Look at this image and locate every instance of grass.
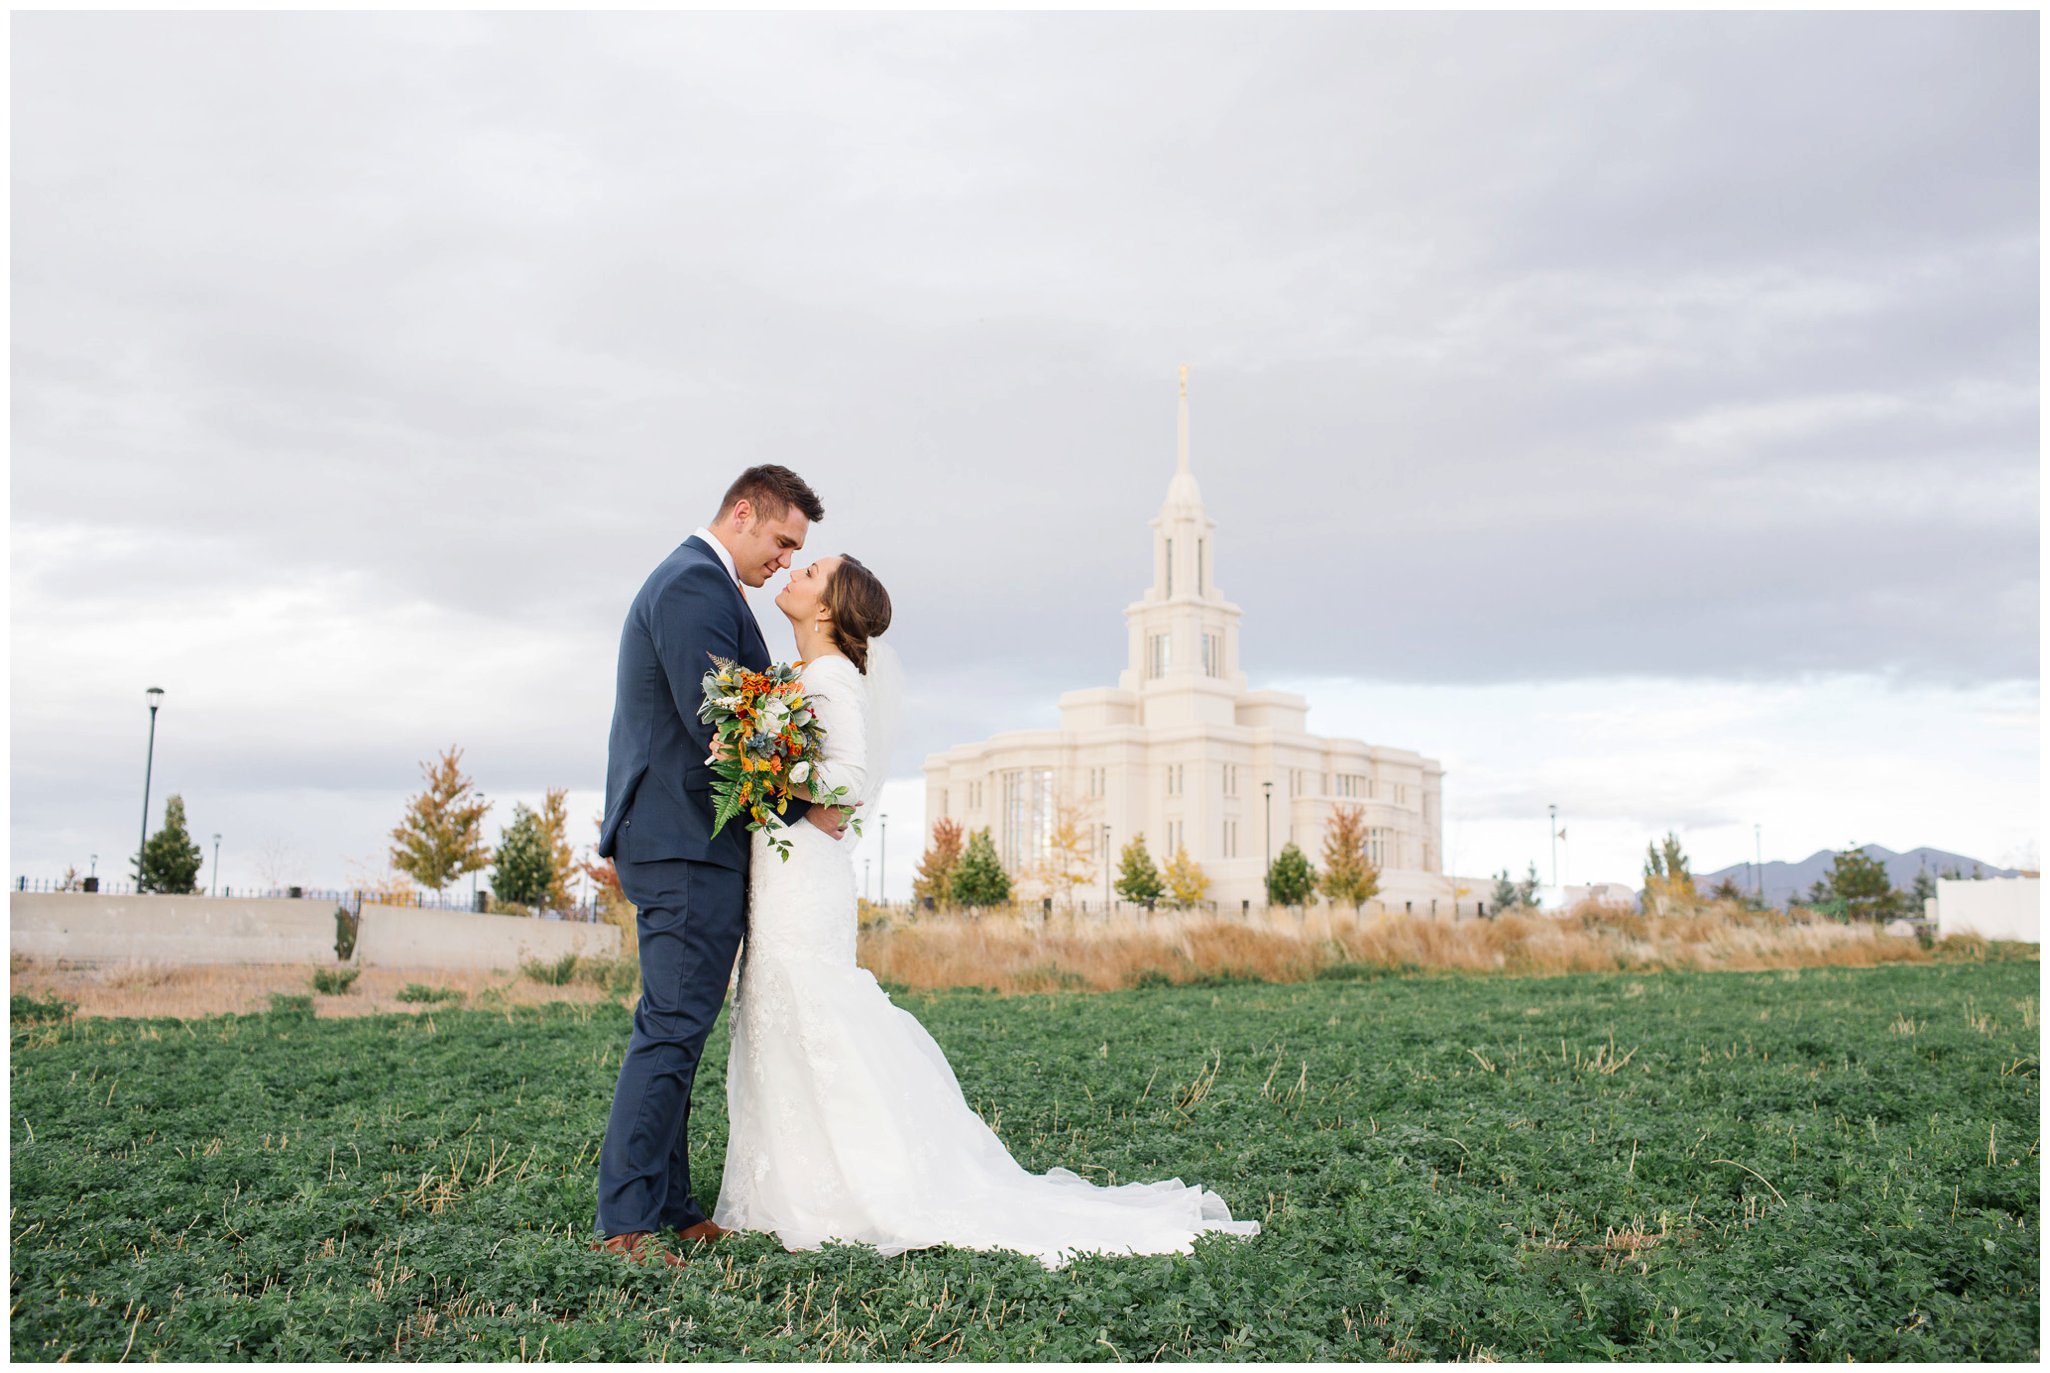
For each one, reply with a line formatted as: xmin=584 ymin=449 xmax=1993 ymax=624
xmin=518 ymin=952 xmax=580 ymax=986
xmin=8 ymin=959 xmax=621 ymax=1020
xmin=11 ymin=903 xmax=2000 ymax=1020
xmin=394 ymin=984 xmax=464 ymax=1007
xmin=8 ymin=960 xmax=2038 ymax=1360
xmin=311 ymin=966 xmax=361 ymax=996
xmin=857 ymin=900 xmax=2003 ymax=995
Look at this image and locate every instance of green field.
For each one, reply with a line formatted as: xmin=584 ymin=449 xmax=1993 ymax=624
xmin=10 ymin=960 xmax=2039 ymax=1361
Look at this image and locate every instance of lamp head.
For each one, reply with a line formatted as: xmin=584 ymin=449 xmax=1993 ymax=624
xmin=146 ymin=686 xmax=165 ymax=710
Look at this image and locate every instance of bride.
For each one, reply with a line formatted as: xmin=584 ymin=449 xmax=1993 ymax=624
xmin=711 ymin=554 xmax=1258 ymax=1270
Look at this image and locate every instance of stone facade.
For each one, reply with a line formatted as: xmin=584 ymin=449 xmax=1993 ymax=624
xmin=923 ymin=371 xmax=1484 ymax=917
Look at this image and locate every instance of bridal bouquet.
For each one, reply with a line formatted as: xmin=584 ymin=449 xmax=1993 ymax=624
xmin=698 ymin=656 xmax=862 ymax=861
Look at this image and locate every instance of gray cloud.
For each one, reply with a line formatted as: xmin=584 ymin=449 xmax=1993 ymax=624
xmin=10 ymin=11 xmax=2037 ymax=882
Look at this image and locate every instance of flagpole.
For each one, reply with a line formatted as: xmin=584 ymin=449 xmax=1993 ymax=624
xmin=1548 ymin=804 xmax=1558 ymax=888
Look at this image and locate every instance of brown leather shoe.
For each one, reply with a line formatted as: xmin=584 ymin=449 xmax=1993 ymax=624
xmin=673 ymin=1219 xmax=730 ymax=1244
xmin=590 ymin=1231 xmax=687 ymax=1268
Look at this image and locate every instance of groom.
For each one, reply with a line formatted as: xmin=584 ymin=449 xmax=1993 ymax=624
xmin=592 ymin=464 xmax=847 ymax=1261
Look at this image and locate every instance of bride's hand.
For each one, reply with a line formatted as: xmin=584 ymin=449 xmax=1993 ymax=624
xmin=806 ymin=802 xmax=859 ymax=841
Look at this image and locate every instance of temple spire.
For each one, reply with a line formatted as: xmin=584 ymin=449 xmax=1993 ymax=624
xmin=1176 ymin=364 xmax=1191 ymax=475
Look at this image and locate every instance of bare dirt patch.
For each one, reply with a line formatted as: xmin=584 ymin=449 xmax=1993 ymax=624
xmin=9 ymin=958 xmax=619 ymax=1019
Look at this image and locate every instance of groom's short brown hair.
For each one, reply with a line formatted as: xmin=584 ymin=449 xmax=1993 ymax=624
xmin=718 ymin=465 xmax=824 ymax=524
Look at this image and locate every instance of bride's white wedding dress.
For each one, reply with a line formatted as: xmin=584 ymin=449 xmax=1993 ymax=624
xmin=713 ymin=652 xmax=1257 ymax=1270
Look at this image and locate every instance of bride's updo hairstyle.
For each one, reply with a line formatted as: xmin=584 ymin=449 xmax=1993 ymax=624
xmin=823 ymin=556 xmax=892 ymax=675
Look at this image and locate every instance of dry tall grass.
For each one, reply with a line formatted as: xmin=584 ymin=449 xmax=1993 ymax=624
xmin=8 ymin=958 xmax=621 ymax=1020
xmin=14 ymin=902 xmax=2025 ymax=1017
xmin=856 ymin=900 xmax=2020 ymax=995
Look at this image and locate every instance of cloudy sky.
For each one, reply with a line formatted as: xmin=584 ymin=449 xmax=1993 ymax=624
xmin=11 ymin=11 xmax=2038 ymax=899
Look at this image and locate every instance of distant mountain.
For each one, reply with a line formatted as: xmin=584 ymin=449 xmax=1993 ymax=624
xmin=1693 ymin=845 xmax=2020 ymax=910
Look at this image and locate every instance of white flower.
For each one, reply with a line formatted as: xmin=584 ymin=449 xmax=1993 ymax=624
xmin=788 ymin=761 xmax=811 ymax=784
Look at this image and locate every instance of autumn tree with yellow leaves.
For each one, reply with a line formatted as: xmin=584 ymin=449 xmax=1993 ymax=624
xmin=1319 ymin=804 xmax=1381 ymax=913
xmin=390 ymin=746 xmax=492 ymax=893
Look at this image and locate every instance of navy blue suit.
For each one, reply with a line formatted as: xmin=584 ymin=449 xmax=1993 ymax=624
xmin=595 ymin=534 xmax=808 ymax=1237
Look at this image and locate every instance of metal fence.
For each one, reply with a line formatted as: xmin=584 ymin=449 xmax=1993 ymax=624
xmin=877 ymin=895 xmax=1493 ymax=920
xmin=12 ymin=877 xmax=602 ymax=923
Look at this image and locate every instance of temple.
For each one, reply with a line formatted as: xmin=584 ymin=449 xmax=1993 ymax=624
xmin=922 ymin=370 xmax=1478 ymax=915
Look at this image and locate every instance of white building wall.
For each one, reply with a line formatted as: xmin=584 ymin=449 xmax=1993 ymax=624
xmin=1931 ymin=876 xmax=2040 ymax=943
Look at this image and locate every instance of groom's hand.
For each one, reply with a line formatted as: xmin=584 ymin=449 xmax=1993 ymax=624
xmin=805 ymin=803 xmax=859 ymax=841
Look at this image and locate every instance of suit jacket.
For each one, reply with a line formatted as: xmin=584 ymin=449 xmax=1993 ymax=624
xmin=599 ymin=535 xmax=809 ymax=868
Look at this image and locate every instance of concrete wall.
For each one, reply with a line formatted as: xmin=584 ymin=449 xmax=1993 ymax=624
xmin=1932 ymin=876 xmax=2040 ymax=943
xmin=353 ymin=902 xmax=618 ymax=971
xmin=9 ymin=893 xmax=619 ymax=969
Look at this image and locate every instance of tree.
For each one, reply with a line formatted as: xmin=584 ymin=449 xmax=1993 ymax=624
xmin=1909 ymin=865 xmax=1938 ymax=913
xmin=950 ymin=827 xmax=1012 ymax=908
xmin=136 ymin=794 xmax=204 ymax=894
xmin=344 ymin=853 xmax=420 ymax=907
xmin=579 ymin=817 xmax=631 ymax=920
xmin=1489 ymin=863 xmax=1542 ymax=914
xmin=912 ymin=817 xmax=964 ymax=907
xmin=1162 ymin=846 xmax=1211 ymax=909
xmin=1319 ymin=804 xmax=1380 ymax=913
xmin=390 ymin=746 xmax=492 ymax=893
xmin=1033 ymin=791 xmax=1100 ymax=909
xmin=1266 ymin=841 xmax=1318 ymax=909
xmin=1825 ymin=846 xmax=1901 ymax=923
xmin=1708 ymin=875 xmax=1746 ymax=904
xmin=538 ymin=787 xmax=577 ymax=910
xmin=491 ymin=804 xmax=553 ymax=911
xmin=1641 ymin=831 xmax=1697 ymax=915
xmin=576 ymin=816 xmax=636 ymax=976
xmin=1114 ymin=834 xmax=1165 ymax=909
xmin=253 ymin=837 xmax=303 ymax=892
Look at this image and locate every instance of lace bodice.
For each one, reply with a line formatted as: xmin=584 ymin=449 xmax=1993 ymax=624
xmin=791 ymin=654 xmax=869 ymax=818
xmin=743 ymin=654 xmax=867 ymax=967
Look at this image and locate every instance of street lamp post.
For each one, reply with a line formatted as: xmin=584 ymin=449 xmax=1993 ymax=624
xmin=864 ymin=857 xmax=872 ymax=904
xmin=137 ymin=687 xmax=164 ymax=889
xmin=1102 ymin=823 xmax=1112 ymax=911
xmin=1263 ymin=781 xmax=1274 ymax=905
xmin=211 ymin=834 xmax=222 ymax=897
xmin=1548 ymin=803 xmax=1558 ymax=889
xmin=1754 ymin=823 xmax=1764 ymax=903
xmin=879 ymin=813 xmax=889 ymax=909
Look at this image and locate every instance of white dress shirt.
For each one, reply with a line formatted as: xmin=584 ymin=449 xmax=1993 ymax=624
xmin=693 ymin=526 xmax=742 ymax=589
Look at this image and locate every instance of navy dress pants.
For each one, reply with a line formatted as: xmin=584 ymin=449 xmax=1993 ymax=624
xmin=594 ymin=844 xmax=747 ymax=1238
